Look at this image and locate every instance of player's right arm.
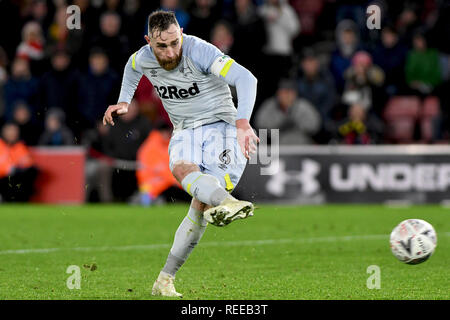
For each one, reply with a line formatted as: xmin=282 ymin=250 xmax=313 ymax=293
xmin=186 ymin=37 xmax=260 ymax=159
xmin=103 ymin=51 xmax=144 ymax=126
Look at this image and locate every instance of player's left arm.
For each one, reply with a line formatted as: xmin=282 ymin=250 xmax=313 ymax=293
xmin=210 ymin=56 xmax=260 ymax=159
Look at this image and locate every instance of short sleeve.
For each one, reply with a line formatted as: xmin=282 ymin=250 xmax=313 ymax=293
xmin=130 ymin=49 xmax=144 ymax=73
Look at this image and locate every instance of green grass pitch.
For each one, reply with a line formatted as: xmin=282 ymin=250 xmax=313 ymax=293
xmin=0 ymin=204 xmax=448 ymax=300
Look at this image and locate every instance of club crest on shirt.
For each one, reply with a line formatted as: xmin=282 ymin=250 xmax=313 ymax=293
xmin=179 ymin=62 xmax=193 ymax=77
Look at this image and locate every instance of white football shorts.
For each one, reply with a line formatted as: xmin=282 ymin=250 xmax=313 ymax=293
xmin=168 ymin=121 xmax=247 ymax=192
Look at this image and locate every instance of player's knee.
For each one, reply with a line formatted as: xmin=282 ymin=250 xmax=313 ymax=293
xmin=172 ymin=161 xmax=200 ymax=182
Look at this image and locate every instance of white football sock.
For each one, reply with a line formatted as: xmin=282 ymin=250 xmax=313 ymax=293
xmin=162 ymin=204 xmax=208 ymax=276
xmin=181 ymin=171 xmax=233 ymax=206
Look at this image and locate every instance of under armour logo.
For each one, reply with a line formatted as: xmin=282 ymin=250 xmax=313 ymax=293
xmin=266 ymin=159 xmax=320 ymax=196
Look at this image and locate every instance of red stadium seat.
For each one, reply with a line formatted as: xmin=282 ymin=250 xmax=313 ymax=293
xmin=383 ymin=96 xmax=421 ymax=143
xmin=290 ymin=0 xmax=324 ymax=35
xmin=421 ymin=119 xmax=434 ymax=142
xmin=385 ymin=119 xmax=416 ymax=143
xmin=383 ymin=96 xmax=421 ymax=120
xmin=421 ymin=96 xmax=440 ymax=118
xmin=420 ymin=96 xmax=441 ymax=143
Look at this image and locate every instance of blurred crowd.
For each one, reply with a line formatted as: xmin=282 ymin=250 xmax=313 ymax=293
xmin=0 ymin=0 xmax=450 ymax=202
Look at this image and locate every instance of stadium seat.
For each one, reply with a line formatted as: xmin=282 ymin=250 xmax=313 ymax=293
xmin=421 ymin=96 xmax=440 ymax=118
xmin=385 ymin=119 xmax=416 ymax=143
xmin=420 ymin=96 xmax=441 ymax=143
xmin=383 ymin=96 xmax=421 ymax=143
xmin=383 ymin=96 xmax=421 ymax=119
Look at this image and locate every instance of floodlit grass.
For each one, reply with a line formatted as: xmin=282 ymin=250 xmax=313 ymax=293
xmin=0 ymin=204 xmax=448 ymax=300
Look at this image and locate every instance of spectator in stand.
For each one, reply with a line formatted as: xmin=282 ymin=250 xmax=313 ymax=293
xmin=330 ymin=19 xmax=363 ymax=93
xmin=38 ymin=108 xmax=74 ymax=146
xmin=101 ymin=0 xmax=122 ymax=13
xmin=81 ymin=120 xmax=110 ymax=159
xmin=16 ymin=21 xmax=46 ymax=76
xmin=427 ymin=1 xmax=450 ymax=55
xmin=335 ymin=0 xmax=367 ymax=40
xmin=333 ymin=102 xmax=384 ymax=145
xmin=187 ymin=0 xmax=221 ymax=41
xmin=77 ymin=48 xmax=120 ymax=130
xmin=12 ymin=101 xmax=41 ymax=146
xmin=255 ymin=79 xmax=321 ymax=145
xmin=0 ymin=46 xmax=7 ymax=84
xmin=89 ymin=11 xmax=130 ymax=73
xmin=37 ymin=48 xmax=81 ymax=135
xmin=46 ymin=5 xmax=85 ymax=58
xmin=136 ymin=121 xmax=189 ymax=206
xmin=16 ymin=21 xmax=45 ymax=60
xmin=160 ymin=0 xmax=190 ymax=29
xmin=372 ymin=25 xmax=408 ymax=96
xmin=123 ymin=0 xmax=157 ymax=51
xmin=224 ymin=0 xmax=267 ymax=80
xmin=0 ymin=122 xmax=38 ymax=202
xmin=0 ymin=46 xmax=8 ymax=120
xmin=396 ymin=5 xmax=422 ymax=47
xmin=102 ymin=99 xmax=151 ymax=161
xmin=72 ymin=0 xmax=102 ymax=60
xmin=3 ymin=57 xmax=39 ymax=122
xmin=134 ymin=77 xmax=170 ymax=125
xmin=81 ymin=120 xmax=114 ymax=202
xmin=288 ymin=0 xmax=326 ymax=46
xmin=342 ymin=51 xmax=385 ymax=117
xmin=209 ymin=20 xmax=241 ymax=108
xmin=210 ymin=20 xmax=235 ymax=54
xmin=405 ymin=30 xmax=442 ymax=96
xmin=21 ymin=0 xmax=52 ymax=32
xmin=258 ymin=0 xmax=300 ymax=101
xmin=101 ymin=99 xmax=152 ymax=201
xmin=297 ymin=48 xmax=336 ymax=142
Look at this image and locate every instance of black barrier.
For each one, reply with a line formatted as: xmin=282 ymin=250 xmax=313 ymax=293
xmin=234 ymin=145 xmax=450 ymax=204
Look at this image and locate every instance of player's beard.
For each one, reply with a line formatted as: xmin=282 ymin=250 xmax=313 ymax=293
xmin=156 ymin=48 xmax=183 ymax=71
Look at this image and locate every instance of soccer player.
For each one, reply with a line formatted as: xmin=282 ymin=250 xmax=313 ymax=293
xmin=103 ymin=10 xmax=259 ymax=297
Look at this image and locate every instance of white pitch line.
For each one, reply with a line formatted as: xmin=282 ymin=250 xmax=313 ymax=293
xmin=1 ymin=233 xmax=448 ymax=255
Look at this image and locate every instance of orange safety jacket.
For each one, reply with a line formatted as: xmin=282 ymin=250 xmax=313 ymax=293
xmin=136 ymin=130 xmax=181 ymax=198
xmin=0 ymin=139 xmax=34 ymax=179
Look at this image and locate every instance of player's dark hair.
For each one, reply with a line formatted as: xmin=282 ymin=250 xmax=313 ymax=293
xmin=148 ymin=10 xmax=179 ymax=38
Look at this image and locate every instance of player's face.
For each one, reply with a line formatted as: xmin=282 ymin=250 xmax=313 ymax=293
xmin=146 ymin=24 xmax=183 ymax=71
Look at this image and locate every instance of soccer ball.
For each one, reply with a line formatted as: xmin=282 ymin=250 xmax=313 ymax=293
xmin=390 ymin=219 xmax=437 ymax=264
